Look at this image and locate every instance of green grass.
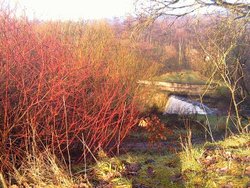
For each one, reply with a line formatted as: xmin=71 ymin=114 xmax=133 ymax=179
xmin=157 ymin=114 xmax=233 ymax=140
xmin=153 ymin=71 xmax=208 ymax=85
xmin=152 ymin=70 xmax=230 ymax=98
xmin=86 ymin=134 xmax=250 ymax=188
xmin=218 ymin=134 xmax=250 ymax=148
xmin=117 ymin=152 xmax=184 ymax=188
xmin=93 ymin=158 xmax=132 ymax=187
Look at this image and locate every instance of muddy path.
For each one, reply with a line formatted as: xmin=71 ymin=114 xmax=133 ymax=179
xmin=119 ymin=132 xmax=225 ymax=153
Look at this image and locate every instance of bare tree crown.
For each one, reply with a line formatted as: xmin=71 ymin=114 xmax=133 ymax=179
xmin=136 ymin=0 xmax=250 ymax=19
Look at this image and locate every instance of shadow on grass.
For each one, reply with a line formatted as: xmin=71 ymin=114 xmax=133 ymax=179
xmin=117 ymin=149 xmax=185 ymax=188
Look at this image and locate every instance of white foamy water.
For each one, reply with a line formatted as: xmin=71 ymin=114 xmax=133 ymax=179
xmin=163 ymin=95 xmax=214 ymax=115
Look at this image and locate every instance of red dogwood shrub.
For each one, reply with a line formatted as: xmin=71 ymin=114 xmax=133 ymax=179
xmin=0 ymin=10 xmax=139 ymax=171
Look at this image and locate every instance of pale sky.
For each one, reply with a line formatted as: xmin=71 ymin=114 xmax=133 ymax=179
xmin=11 ymin=0 xmax=135 ymax=20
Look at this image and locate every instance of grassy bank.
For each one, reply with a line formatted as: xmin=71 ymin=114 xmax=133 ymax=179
xmin=2 ymin=129 xmax=249 ymax=187
xmin=89 ymin=134 xmax=250 ymax=188
xmin=153 ymin=71 xmax=208 ymax=85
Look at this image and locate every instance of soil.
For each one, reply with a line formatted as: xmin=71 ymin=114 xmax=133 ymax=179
xmin=120 ymin=131 xmax=225 ymax=153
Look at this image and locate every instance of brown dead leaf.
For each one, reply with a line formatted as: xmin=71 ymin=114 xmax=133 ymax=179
xmin=147 ymin=166 xmax=155 ymax=177
xmin=245 ymin=166 xmax=250 ymax=176
xmin=216 ymin=167 xmax=229 ymax=174
xmin=221 ymin=182 xmax=233 ymax=188
xmin=170 ymin=173 xmax=183 ymax=183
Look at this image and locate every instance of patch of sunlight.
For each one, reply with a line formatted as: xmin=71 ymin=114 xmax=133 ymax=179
xmin=180 ymin=134 xmax=250 ymax=187
xmin=218 ymin=134 xmax=250 ymax=148
xmin=180 ymin=147 xmax=203 ymax=172
xmin=93 ymin=157 xmax=132 ymax=187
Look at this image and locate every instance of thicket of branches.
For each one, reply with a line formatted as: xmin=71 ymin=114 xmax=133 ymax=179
xmin=0 ymin=8 xmax=161 ymax=173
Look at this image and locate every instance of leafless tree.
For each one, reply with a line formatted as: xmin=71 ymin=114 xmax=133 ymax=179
xmin=135 ymin=0 xmax=250 ymax=20
xmin=195 ymin=16 xmax=249 ymax=134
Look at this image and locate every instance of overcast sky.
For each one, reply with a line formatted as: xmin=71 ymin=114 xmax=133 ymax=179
xmin=11 ymin=0 xmax=135 ymax=20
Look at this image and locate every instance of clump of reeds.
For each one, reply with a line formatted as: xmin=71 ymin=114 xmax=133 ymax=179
xmin=10 ymin=149 xmax=76 ymax=188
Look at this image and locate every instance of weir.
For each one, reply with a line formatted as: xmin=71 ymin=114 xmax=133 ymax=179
xmin=163 ymin=95 xmax=215 ymax=115
xmin=138 ymin=80 xmax=215 ymax=96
